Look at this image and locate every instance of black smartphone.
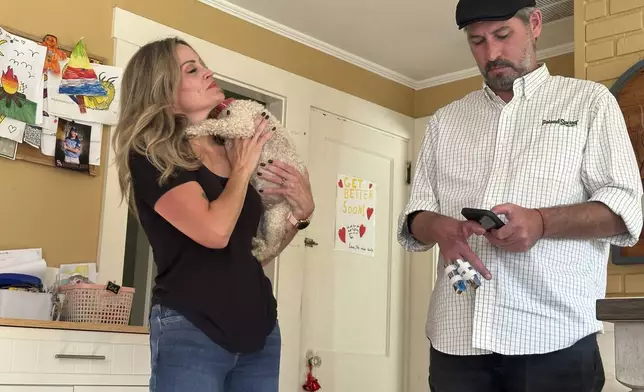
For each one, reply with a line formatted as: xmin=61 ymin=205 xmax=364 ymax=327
xmin=461 ymin=207 xmax=505 ymax=231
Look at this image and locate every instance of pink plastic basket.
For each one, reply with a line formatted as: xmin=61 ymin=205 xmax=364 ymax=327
xmin=58 ymin=283 xmax=135 ymax=325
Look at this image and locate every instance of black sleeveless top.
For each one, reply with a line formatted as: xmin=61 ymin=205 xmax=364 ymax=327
xmin=129 ymin=153 xmax=277 ymax=353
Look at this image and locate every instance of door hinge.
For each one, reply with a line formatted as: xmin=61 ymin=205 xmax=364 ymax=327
xmin=304 ymin=238 xmax=318 ymax=247
xmin=405 ymin=161 xmax=411 ymax=185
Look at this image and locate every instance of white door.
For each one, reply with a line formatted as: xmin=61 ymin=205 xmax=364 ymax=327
xmin=300 ymin=108 xmax=409 ymax=391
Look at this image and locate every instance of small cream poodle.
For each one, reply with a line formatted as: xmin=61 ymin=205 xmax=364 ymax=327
xmin=185 ymin=99 xmax=306 ymax=261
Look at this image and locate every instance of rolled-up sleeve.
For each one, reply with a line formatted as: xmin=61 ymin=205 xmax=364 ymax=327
xmin=582 ymin=89 xmax=644 ymax=247
xmin=397 ymin=116 xmax=441 ymax=252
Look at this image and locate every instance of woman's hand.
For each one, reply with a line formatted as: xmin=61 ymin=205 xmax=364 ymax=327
xmin=259 ymin=160 xmax=315 ymax=220
xmin=225 ymin=113 xmax=273 ymax=177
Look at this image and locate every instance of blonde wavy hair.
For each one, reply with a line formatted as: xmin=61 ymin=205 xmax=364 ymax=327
xmin=112 ymin=37 xmax=202 ymax=212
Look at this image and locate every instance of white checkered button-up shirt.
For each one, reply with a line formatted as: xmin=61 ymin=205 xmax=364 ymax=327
xmin=398 ymin=64 xmax=644 ymax=356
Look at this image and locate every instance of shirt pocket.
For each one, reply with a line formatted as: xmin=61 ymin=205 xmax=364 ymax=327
xmin=509 ymin=124 xmax=588 ymax=205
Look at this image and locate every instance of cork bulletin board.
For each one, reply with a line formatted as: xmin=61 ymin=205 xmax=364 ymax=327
xmin=1 ymin=25 xmax=108 ymax=177
xmin=0 ymin=17 xmax=112 ymax=268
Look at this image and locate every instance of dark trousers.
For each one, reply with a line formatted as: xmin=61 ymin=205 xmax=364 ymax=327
xmin=428 ymin=333 xmax=605 ymax=392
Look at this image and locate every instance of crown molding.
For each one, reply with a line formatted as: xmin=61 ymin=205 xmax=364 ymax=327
xmin=199 ymin=0 xmax=574 ymax=91
xmin=198 ymin=0 xmax=419 ymax=89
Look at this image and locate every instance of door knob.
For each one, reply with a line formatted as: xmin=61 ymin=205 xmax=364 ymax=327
xmin=306 ymin=350 xmax=322 ymax=368
xmin=308 ymin=355 xmax=322 ymax=368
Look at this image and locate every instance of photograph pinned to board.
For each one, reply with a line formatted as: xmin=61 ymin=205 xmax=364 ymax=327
xmin=0 ymin=136 xmax=17 ymax=160
xmin=43 ymin=115 xmax=102 ymax=166
xmin=0 ymin=114 xmax=25 ymax=143
xmin=334 ymin=174 xmax=376 ymax=257
xmin=0 ymin=27 xmax=47 ymax=125
xmin=54 ymin=117 xmax=91 ymax=172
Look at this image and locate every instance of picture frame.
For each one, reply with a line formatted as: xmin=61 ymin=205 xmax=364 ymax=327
xmin=609 ymin=59 xmax=644 ymax=265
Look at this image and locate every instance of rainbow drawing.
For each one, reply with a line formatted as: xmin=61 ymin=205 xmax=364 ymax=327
xmin=58 ymin=39 xmax=106 ymax=97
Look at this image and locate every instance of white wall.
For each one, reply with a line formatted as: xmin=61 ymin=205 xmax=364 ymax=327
xmin=103 ymin=7 xmax=416 ymax=392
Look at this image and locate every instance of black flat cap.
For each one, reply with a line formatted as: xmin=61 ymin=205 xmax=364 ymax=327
xmin=456 ymin=0 xmax=537 ymax=29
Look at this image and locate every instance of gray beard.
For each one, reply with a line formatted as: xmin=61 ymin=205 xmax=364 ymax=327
xmin=483 ymin=41 xmax=536 ymax=92
xmin=485 ymin=67 xmax=527 ymax=92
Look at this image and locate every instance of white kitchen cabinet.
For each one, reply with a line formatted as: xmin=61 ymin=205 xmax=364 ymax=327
xmin=0 ymin=324 xmax=150 ymax=390
xmin=0 ymin=388 xmax=73 ymax=391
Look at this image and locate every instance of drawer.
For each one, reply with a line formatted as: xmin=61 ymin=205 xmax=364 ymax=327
xmin=75 ymin=388 xmax=148 ymax=392
xmin=0 ymin=326 xmax=150 ymax=386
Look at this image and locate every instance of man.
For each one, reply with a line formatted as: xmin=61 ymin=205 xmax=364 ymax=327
xmin=397 ymin=0 xmax=644 ymax=391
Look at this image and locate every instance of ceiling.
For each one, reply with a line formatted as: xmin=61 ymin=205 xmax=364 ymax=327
xmin=199 ymin=0 xmax=574 ymax=89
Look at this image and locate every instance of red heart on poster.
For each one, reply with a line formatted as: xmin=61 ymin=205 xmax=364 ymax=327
xmin=366 ymin=207 xmax=374 ymax=220
xmin=359 ymin=224 xmax=366 ymax=237
xmin=338 ymin=227 xmax=346 ymax=243
xmin=338 ymin=179 xmax=343 ymax=188
xmin=369 ymin=183 xmax=372 ymax=189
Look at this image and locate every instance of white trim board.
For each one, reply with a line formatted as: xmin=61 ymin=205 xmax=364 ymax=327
xmin=199 ymin=0 xmax=574 ymax=90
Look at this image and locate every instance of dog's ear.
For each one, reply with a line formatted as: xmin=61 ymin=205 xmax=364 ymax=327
xmin=207 ymin=108 xmax=218 ymax=119
xmin=208 ymin=107 xmax=232 ymax=120
xmin=211 ymin=98 xmax=236 ymax=119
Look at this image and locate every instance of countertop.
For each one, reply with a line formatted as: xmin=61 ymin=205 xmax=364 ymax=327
xmin=0 ymin=317 xmax=149 ymax=334
xmin=596 ymin=297 xmax=644 ymax=322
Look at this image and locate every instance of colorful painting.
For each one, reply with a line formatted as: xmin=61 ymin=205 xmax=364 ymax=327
xmin=39 ymin=34 xmax=67 ymax=75
xmin=47 ymin=62 xmax=122 ymax=125
xmin=0 ymin=28 xmax=46 ymax=125
xmin=58 ymin=39 xmax=105 ymax=98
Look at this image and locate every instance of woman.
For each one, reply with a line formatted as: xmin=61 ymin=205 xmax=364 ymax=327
xmin=112 ymin=37 xmax=315 ymax=392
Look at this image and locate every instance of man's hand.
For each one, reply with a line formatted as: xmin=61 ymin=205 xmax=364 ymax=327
xmin=436 ymin=217 xmax=492 ymax=280
xmin=410 ymin=212 xmax=492 ymax=279
xmin=485 ymin=203 xmax=544 ymax=252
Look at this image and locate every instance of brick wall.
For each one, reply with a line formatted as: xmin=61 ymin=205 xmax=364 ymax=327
xmin=578 ymin=0 xmax=644 ymax=297
xmin=583 ymin=0 xmax=644 ymax=86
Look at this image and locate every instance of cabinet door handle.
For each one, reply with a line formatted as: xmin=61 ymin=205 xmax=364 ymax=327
xmin=55 ymin=354 xmax=106 ymax=360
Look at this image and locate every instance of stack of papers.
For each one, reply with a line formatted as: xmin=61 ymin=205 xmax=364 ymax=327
xmin=0 ymin=248 xmax=47 ymax=282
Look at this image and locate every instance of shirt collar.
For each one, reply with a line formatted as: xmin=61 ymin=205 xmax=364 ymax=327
xmin=482 ymin=63 xmax=550 ymax=102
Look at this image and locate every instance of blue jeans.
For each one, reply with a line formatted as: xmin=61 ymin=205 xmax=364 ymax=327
xmin=149 ymin=304 xmax=281 ymax=392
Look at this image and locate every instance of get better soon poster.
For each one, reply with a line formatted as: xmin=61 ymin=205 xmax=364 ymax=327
xmin=334 ymin=174 xmax=376 ymax=257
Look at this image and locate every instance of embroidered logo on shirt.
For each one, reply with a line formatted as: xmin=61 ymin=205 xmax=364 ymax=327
xmin=542 ymin=118 xmax=578 ymax=127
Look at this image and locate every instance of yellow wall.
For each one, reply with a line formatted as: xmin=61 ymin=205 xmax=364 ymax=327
xmin=576 ymin=0 xmax=644 ymax=296
xmin=0 ymin=0 xmax=416 ymax=267
xmin=0 ymin=0 xmax=575 ymax=269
